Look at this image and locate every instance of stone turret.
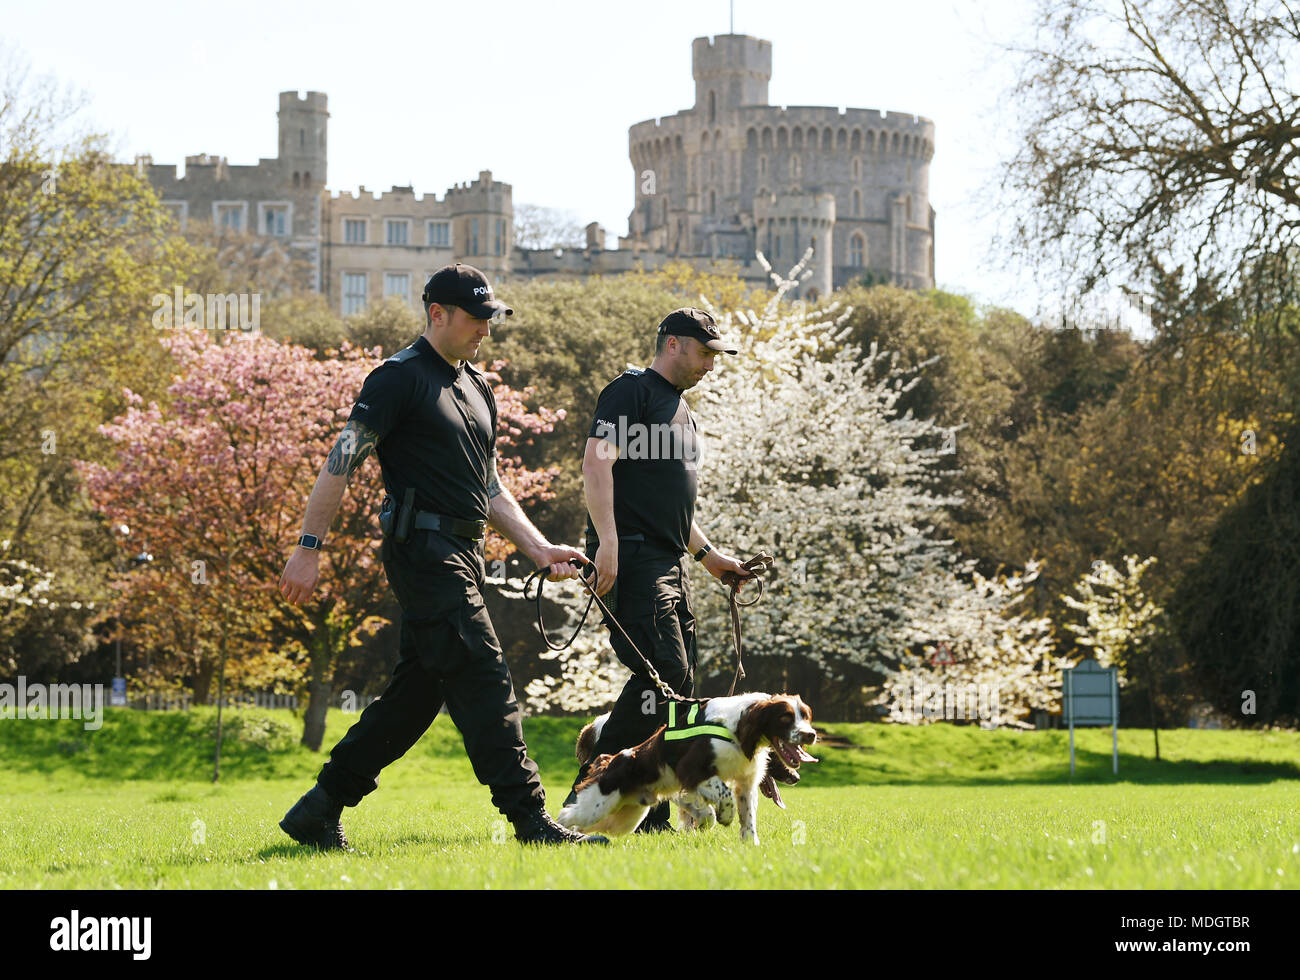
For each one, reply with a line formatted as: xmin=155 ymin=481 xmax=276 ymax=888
xmin=278 ymin=91 xmax=328 ymax=189
xmin=693 ymin=34 xmax=772 ymax=121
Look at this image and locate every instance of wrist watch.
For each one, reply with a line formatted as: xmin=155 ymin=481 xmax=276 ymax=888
xmin=297 ymin=533 xmax=322 ymax=551
xmin=693 ymin=544 xmax=712 ymax=562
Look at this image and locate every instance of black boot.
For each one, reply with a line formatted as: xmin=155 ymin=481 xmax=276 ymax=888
xmin=635 ymin=800 xmax=674 ymax=834
xmin=512 ymin=808 xmax=608 ymax=845
xmin=280 ymin=783 xmax=351 ymax=851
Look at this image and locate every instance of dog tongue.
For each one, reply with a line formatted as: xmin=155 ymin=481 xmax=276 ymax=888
xmin=795 ymin=745 xmax=819 ymax=763
xmin=759 ymin=774 xmax=786 ymax=809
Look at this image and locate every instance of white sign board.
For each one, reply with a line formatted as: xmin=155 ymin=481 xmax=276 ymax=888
xmin=1063 ymin=659 xmax=1118 ymax=775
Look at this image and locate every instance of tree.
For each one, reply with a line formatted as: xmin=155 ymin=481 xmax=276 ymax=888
xmin=1170 ymin=419 xmax=1300 ymax=726
xmin=1000 ymin=0 xmax=1300 ymax=332
xmin=512 ymin=203 xmax=587 ymax=250
xmin=686 ymin=253 xmax=1064 ymax=723
xmin=0 ymin=48 xmax=196 ymax=672
xmin=76 ymin=330 xmax=389 ymax=749
xmin=77 ymin=330 xmax=568 ymax=748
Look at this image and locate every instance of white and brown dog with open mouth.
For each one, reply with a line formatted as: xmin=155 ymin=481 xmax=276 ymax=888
xmin=557 ymin=693 xmax=818 ymax=845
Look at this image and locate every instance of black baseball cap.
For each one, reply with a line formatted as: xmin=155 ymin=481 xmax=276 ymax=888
xmin=422 ymin=263 xmax=513 ymax=320
xmin=657 ymin=307 xmax=738 ymax=355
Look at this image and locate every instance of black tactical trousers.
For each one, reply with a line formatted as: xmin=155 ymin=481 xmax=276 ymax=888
xmin=567 ymin=537 xmax=698 ymax=802
xmin=318 ymin=528 xmax=545 ymax=822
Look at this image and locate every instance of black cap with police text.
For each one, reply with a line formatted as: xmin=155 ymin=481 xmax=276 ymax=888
xmin=656 ymin=307 xmax=738 ymax=355
xmin=422 ymin=263 xmax=513 ymax=320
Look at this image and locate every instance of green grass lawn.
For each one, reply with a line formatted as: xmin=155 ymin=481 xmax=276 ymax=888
xmin=1 ymin=708 xmax=1297 ymax=889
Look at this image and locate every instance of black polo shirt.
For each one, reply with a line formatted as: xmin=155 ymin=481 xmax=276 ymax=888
xmin=347 ymin=335 xmax=497 ymax=523
xmin=585 ymin=366 xmax=700 ymax=554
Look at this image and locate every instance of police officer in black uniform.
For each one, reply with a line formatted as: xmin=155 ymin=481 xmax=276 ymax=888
xmin=565 ymin=308 xmax=757 ymax=831
xmin=278 ymin=263 xmax=605 ymax=847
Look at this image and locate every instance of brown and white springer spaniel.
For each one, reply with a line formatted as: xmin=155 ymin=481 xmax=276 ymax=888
xmin=558 ymin=693 xmax=818 ymax=845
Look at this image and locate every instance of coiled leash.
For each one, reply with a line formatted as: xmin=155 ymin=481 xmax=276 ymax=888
xmin=720 ymin=551 xmax=775 ymax=696
xmin=524 ymin=551 xmax=774 ymax=705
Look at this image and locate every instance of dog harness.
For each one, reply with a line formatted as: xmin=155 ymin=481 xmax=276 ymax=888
xmin=663 ymin=700 xmax=735 ymax=744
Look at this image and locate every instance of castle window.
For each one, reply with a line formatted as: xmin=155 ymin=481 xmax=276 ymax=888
xmin=343 ymin=273 xmax=367 ymax=315
xmin=709 ymin=190 xmax=716 ymax=214
xmin=762 ymin=127 xmax=772 ymax=150
xmin=747 ymin=128 xmax=757 ymax=150
xmin=709 ymin=90 xmax=716 ymax=124
xmin=384 ymin=272 xmax=410 ymax=302
xmin=213 ymin=202 xmax=246 ymax=232
xmin=385 ymin=219 xmax=410 ymax=246
xmin=427 ymin=220 xmax=450 ymax=247
xmin=471 ymin=218 xmax=479 ymax=254
xmin=853 ymin=189 xmax=861 ymax=216
xmin=495 ymin=218 xmax=505 ymax=255
xmin=790 ymin=155 xmax=801 ymax=180
xmin=851 ymin=130 xmax=861 ymax=152
xmin=837 ymin=129 xmax=847 ymax=150
xmin=759 ymin=155 xmax=766 ymax=176
xmin=906 ymin=196 xmax=913 ymax=221
xmin=792 ymin=128 xmax=803 ymax=150
xmin=777 ymin=127 xmax=788 ymax=149
xmin=260 ymin=203 xmax=290 ymax=237
xmin=849 ymin=233 xmax=865 ymax=267
xmin=344 ymin=218 xmax=367 ymax=244
xmin=853 ymin=157 xmax=861 ymax=179
xmin=822 ymin=127 xmax=832 ymax=151
xmin=299 ymin=128 xmax=304 ymax=149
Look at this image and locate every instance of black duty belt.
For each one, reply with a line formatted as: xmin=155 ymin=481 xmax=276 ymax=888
xmin=382 ymin=491 xmax=485 ymax=542
xmin=412 ymin=511 xmax=485 ymax=541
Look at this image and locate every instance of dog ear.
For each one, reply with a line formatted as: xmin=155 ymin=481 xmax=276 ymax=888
xmin=576 ymin=722 xmax=598 ymax=764
xmin=737 ymin=697 xmax=790 ymax=758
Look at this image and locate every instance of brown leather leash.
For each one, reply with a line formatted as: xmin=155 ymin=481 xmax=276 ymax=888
xmin=720 ymin=552 xmax=775 ymax=696
xmin=525 ymin=551 xmax=775 ymax=705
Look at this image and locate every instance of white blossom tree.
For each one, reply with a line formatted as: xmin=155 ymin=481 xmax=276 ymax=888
xmin=1060 ymin=554 xmax=1162 ymax=686
xmin=520 ymin=252 xmax=1064 ymax=724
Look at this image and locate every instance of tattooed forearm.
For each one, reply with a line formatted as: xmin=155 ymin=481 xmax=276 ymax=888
xmin=326 ymin=421 xmax=380 ymax=478
xmin=486 ymin=454 xmax=503 ymax=499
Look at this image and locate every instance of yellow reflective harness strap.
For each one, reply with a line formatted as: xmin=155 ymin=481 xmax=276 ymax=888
xmin=663 ymin=700 xmax=735 ymax=742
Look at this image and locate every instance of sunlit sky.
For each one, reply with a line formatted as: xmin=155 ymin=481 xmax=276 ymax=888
xmin=2 ymin=0 xmax=1086 ymax=318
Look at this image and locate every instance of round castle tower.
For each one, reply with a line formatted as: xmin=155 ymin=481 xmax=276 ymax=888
xmin=624 ymin=34 xmax=935 ymax=294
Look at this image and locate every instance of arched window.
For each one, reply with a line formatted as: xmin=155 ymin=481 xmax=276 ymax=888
xmin=853 ymin=157 xmax=861 ymax=179
xmin=777 ymin=127 xmax=788 ymax=149
xmin=853 ymin=188 xmax=861 ymax=216
xmin=759 ymin=155 xmax=767 ymax=176
xmin=747 ymin=128 xmax=757 ymax=150
xmin=709 ymin=90 xmax=716 ymax=124
xmin=849 ymin=233 xmax=865 ymax=267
